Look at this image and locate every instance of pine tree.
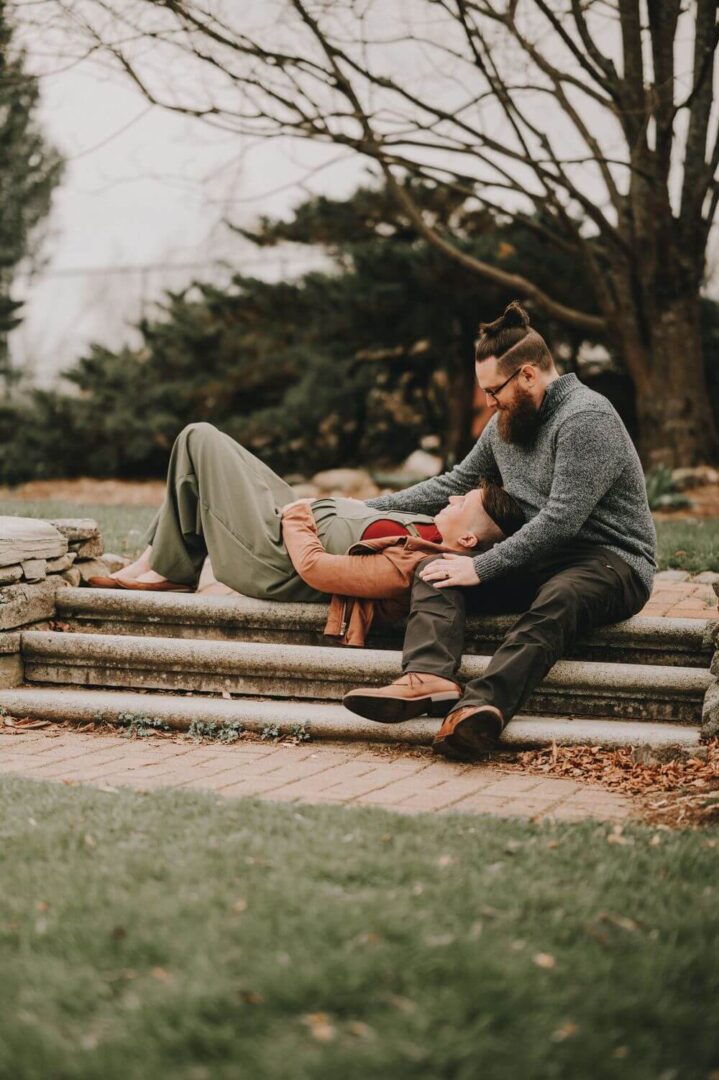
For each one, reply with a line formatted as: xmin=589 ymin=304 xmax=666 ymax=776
xmin=0 ymin=1 xmax=64 ymax=394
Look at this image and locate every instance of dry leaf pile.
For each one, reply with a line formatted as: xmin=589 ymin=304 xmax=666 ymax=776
xmin=507 ymin=740 xmax=719 ymax=828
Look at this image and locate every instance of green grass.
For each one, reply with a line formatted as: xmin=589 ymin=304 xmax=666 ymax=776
xmin=0 ymin=777 xmax=717 ymax=1079
xmin=2 ymin=497 xmax=719 ymax=574
xmin=0 ymin=500 xmax=156 ymax=558
xmin=655 ymin=518 xmax=719 ymax=574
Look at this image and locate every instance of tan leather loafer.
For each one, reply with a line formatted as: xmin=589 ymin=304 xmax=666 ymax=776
xmin=85 ymin=576 xmax=192 ymax=592
xmin=85 ymin=576 xmax=124 ymax=589
xmin=117 ymin=580 xmax=193 ymax=592
xmin=343 ymin=672 xmax=461 ymax=724
xmin=433 ymin=704 xmax=504 ymax=761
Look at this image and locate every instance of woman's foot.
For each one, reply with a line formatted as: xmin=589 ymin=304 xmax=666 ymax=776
xmin=128 ymin=570 xmax=171 ymax=585
xmin=87 ymin=548 xmax=188 ymax=590
xmin=103 ymin=547 xmax=154 ymax=586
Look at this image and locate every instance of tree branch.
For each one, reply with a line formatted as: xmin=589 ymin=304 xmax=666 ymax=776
xmin=681 ymin=0 xmax=719 ymax=220
xmin=379 ymin=165 xmax=606 ymax=333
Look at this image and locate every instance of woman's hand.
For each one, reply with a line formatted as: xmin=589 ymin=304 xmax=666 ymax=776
xmin=419 ymin=553 xmax=481 ymax=588
xmin=280 ymin=498 xmax=315 ymax=517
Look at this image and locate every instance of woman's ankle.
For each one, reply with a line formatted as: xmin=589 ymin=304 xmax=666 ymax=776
xmin=113 ymin=546 xmax=154 ymax=580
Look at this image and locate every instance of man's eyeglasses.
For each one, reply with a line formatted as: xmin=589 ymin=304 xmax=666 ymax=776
xmin=483 ymin=367 xmax=521 ymax=403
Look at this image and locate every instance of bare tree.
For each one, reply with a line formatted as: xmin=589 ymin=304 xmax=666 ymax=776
xmin=39 ymin=0 xmax=719 ymax=465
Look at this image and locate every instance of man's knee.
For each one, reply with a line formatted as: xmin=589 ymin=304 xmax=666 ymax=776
xmin=179 ymin=421 xmax=219 ymax=442
xmin=175 ymin=423 xmax=226 ymax=465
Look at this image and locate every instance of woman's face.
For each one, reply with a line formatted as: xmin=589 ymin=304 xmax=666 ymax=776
xmin=434 ymin=489 xmax=504 ymax=551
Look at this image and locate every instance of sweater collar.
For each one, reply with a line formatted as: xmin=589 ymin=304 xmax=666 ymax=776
xmin=539 ymin=372 xmax=580 ymax=422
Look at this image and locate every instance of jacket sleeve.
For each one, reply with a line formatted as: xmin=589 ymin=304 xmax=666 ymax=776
xmin=472 ymin=411 xmax=627 ymax=583
xmin=281 ymin=503 xmax=410 ymax=599
xmin=365 ymin=423 xmax=500 ymax=515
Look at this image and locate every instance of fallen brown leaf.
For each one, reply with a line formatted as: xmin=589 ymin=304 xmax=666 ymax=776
xmin=355 ymin=931 xmax=381 ymax=947
xmin=238 ymin=990 xmax=264 ymax=1005
xmin=504 ymin=739 xmax=719 ymax=828
xmin=551 ymin=1021 xmax=578 ymax=1042
xmin=596 ymin=911 xmax=641 ymax=933
xmin=302 ymin=1012 xmax=336 ymax=1042
xmin=348 ymin=1021 xmax=375 ymax=1040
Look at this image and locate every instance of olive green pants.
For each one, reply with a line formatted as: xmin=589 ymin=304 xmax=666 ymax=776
xmin=143 ymin=422 xmax=326 ymax=602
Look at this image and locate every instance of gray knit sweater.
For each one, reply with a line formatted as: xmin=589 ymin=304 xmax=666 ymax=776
xmin=367 ymin=373 xmax=656 ymax=594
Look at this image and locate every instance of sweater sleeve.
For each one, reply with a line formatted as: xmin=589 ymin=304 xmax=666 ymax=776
xmin=281 ymin=503 xmax=409 ymax=599
xmin=471 ymin=411 xmax=627 ymax=583
xmin=366 ymin=425 xmax=499 ymax=515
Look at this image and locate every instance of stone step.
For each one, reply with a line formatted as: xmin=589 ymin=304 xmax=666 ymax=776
xmin=0 ymin=686 xmax=702 ymax=751
xmin=57 ymin=589 xmax=717 ymax=668
xmin=20 ymin=631 xmax=712 ymax=723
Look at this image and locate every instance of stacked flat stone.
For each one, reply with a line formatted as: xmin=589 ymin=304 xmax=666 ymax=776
xmin=46 ymin=519 xmax=110 ymax=589
xmin=705 ymin=583 xmax=719 ymax=738
xmin=0 ymin=517 xmax=108 ymax=632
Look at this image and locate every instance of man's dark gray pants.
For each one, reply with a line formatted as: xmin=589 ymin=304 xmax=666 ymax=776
xmin=403 ymin=544 xmax=650 ymax=722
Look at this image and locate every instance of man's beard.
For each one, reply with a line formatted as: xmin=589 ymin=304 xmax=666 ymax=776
xmin=497 ymin=385 xmax=543 ymax=447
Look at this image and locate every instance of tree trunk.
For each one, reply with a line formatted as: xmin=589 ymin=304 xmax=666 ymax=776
xmin=619 ymin=293 xmax=719 ymax=469
xmin=443 ymin=346 xmax=477 ymax=467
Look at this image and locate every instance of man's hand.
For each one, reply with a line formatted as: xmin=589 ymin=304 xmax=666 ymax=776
xmin=419 ymin=553 xmax=481 ymax=588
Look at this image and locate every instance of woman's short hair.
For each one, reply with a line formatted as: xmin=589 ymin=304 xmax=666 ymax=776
xmin=480 ymin=480 xmax=525 ymax=538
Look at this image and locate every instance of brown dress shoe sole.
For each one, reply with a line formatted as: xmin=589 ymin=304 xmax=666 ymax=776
xmin=433 ymin=708 xmax=503 ymax=761
xmin=342 ymin=691 xmax=460 ymax=724
xmin=431 ymin=735 xmax=473 ymax=762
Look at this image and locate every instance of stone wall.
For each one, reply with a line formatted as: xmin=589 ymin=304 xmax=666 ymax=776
xmin=704 ymin=583 xmax=719 ymax=739
xmin=0 ymin=517 xmax=109 ymax=688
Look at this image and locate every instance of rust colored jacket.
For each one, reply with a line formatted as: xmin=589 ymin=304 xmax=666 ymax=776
xmin=281 ymin=502 xmax=458 ymax=647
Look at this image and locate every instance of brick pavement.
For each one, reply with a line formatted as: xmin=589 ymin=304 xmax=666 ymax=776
xmin=0 ymin=727 xmax=633 ymax=822
xmin=639 ymin=580 xmax=716 ymax=619
xmin=0 ymin=579 xmax=713 ymax=823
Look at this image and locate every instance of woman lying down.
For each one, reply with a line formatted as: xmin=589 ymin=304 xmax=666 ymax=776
xmin=88 ymin=423 xmax=524 ymax=646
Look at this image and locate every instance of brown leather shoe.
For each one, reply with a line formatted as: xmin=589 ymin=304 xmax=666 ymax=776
xmin=343 ymin=672 xmax=461 ymax=724
xmin=433 ymin=704 xmax=504 ymax=761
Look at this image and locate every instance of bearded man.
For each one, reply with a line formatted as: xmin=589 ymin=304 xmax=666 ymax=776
xmin=343 ymin=301 xmax=656 ymax=761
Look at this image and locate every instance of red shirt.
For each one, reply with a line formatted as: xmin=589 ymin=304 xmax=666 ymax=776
xmin=361 ymin=519 xmax=442 ymax=544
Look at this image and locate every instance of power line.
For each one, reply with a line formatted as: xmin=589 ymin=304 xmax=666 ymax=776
xmin=15 ymin=254 xmax=315 ymax=280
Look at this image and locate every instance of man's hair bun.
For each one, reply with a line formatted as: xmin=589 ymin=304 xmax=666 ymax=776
xmin=478 ymin=300 xmax=530 ymax=338
xmin=475 ymin=299 xmax=551 ymax=369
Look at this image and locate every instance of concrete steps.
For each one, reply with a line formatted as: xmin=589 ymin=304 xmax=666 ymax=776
xmin=0 ymin=686 xmax=702 ymax=751
xmin=56 ymin=589 xmax=717 ymax=668
xmin=2 ymin=587 xmax=712 ymax=753
xmin=18 ymin=630 xmax=712 ymax=723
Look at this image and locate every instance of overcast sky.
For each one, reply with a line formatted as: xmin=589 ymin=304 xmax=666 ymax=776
xmin=9 ymin=3 xmax=718 ymax=385
xmin=11 ymin=44 xmax=363 ymax=384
